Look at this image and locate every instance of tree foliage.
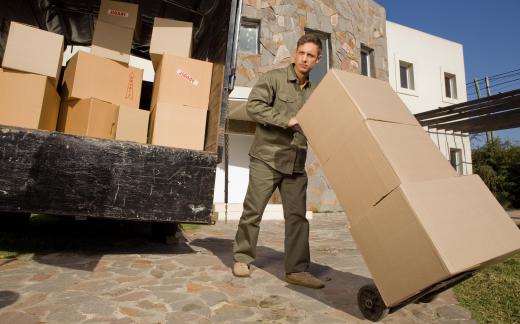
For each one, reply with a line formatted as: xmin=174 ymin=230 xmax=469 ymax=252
xmin=472 ymin=138 xmax=520 ymax=208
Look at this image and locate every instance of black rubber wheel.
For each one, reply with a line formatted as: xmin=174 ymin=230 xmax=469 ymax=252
xmin=417 ymin=293 xmax=439 ymax=303
xmin=357 ymin=284 xmax=389 ymax=322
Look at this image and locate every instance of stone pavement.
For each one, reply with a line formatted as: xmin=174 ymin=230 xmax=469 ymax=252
xmin=0 ymin=213 xmax=476 ymax=323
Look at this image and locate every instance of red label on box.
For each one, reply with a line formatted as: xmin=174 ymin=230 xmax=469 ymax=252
xmin=176 ymin=69 xmax=199 ymax=86
xmin=107 ymin=9 xmax=129 ymax=18
xmin=125 ymin=72 xmax=134 ymax=100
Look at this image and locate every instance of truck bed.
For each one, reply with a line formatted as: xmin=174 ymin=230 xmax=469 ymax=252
xmin=0 ymin=125 xmax=217 ymax=224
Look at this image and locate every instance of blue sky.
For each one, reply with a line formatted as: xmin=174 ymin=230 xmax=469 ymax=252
xmin=376 ymin=0 xmax=520 ymax=144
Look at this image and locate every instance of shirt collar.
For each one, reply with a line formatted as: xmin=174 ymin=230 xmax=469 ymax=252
xmin=288 ymin=63 xmax=312 ymax=88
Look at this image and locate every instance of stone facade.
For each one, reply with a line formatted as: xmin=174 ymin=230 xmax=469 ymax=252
xmin=236 ymin=0 xmax=388 ymax=87
xmin=234 ymin=0 xmax=389 ymax=212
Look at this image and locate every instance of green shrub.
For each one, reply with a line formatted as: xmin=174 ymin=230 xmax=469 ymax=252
xmin=472 ymin=138 xmax=520 ymax=208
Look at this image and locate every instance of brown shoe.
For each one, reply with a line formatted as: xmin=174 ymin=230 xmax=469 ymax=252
xmin=286 ymin=272 xmax=325 ymax=289
xmin=232 ymin=262 xmax=250 ymax=277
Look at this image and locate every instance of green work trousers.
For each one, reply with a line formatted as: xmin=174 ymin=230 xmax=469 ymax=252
xmin=233 ymin=157 xmax=310 ymax=274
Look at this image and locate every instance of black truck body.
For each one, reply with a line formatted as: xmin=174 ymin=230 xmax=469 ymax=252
xmin=0 ymin=0 xmax=242 ymax=224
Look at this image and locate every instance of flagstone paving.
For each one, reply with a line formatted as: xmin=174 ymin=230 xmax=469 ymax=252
xmin=0 ymin=213 xmax=476 ymax=323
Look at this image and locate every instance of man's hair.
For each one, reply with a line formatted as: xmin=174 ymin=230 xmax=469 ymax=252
xmin=297 ymin=34 xmax=322 ymax=56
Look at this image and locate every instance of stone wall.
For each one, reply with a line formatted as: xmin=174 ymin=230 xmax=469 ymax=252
xmin=236 ymin=0 xmax=388 ymax=87
xmin=235 ymin=0 xmax=389 ymax=212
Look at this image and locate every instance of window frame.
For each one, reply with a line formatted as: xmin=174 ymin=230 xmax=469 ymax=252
xmin=399 ymin=60 xmax=415 ymax=90
xmin=444 ymin=72 xmax=457 ymax=99
xmin=449 ymin=148 xmax=464 ymax=175
xmin=360 ymin=44 xmax=375 ymax=78
xmin=441 ymin=69 xmax=459 ymax=104
xmin=238 ymin=18 xmax=261 ymax=55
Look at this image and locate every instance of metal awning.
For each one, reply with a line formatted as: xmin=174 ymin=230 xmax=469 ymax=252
xmin=415 ymin=89 xmax=520 ymax=134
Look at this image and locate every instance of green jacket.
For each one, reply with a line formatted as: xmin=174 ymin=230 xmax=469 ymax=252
xmin=247 ymin=64 xmax=315 ymax=174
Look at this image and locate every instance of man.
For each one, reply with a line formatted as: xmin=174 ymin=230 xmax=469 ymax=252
xmin=232 ymin=34 xmax=324 ymax=289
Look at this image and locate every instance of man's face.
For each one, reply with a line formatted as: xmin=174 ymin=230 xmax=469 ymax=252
xmin=294 ymin=42 xmax=321 ymax=76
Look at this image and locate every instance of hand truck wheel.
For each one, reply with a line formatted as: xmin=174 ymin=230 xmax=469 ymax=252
xmin=357 ymin=284 xmax=389 ymax=322
xmin=416 ymin=293 xmax=439 ymax=303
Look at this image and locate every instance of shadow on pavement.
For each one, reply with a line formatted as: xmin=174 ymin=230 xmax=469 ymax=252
xmin=0 ymin=291 xmax=19 ymax=309
xmin=0 ymin=215 xmax=195 ymax=271
xmin=189 ymin=237 xmax=371 ymax=320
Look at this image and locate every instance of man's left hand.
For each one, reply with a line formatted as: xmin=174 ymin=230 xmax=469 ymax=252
xmin=288 ymin=117 xmax=299 ymax=127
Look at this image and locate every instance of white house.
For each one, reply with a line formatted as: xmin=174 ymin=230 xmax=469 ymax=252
xmin=386 ymin=21 xmax=472 ymax=175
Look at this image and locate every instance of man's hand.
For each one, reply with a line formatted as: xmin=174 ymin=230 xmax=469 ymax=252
xmin=288 ymin=117 xmax=299 ymax=127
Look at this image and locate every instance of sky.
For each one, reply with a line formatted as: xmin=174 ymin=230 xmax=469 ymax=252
xmin=376 ymin=0 xmax=520 ymax=145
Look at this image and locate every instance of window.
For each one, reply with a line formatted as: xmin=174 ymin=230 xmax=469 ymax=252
xmin=444 ymin=73 xmax=457 ymax=99
xmin=305 ymin=29 xmax=331 ymax=85
xmin=449 ymin=148 xmax=463 ymax=175
xmin=238 ymin=19 xmax=260 ymax=54
xmin=360 ymin=45 xmax=374 ymax=77
xmin=399 ymin=60 xmax=414 ymax=90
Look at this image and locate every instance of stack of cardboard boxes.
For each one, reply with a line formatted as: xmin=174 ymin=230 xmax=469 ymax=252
xmin=0 ymin=1 xmax=212 ymax=150
xmin=147 ymin=17 xmax=212 ymax=151
xmin=0 ymin=22 xmax=63 ymax=131
xmin=298 ymin=70 xmax=520 ymax=307
xmin=59 ymin=0 xmax=148 ymax=143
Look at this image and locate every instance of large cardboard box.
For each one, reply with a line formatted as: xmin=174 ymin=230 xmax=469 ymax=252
xmin=298 ymin=69 xmax=420 ymax=164
xmin=98 ymin=0 xmax=139 ymax=29
xmin=298 ymin=69 xmax=520 ymax=308
xmin=115 ymin=107 xmax=149 ymax=143
xmin=351 ymin=175 xmax=520 ymax=306
xmin=148 ymin=103 xmax=207 ymax=150
xmin=2 ymin=22 xmax=64 ymax=85
xmin=58 ymin=98 xmax=118 ymax=139
xmin=91 ymin=20 xmax=134 ymax=64
xmin=324 ymin=120 xmax=458 ymax=220
xmin=149 ymin=18 xmax=193 ymax=69
xmin=0 ymin=70 xmax=60 ymax=131
xmin=62 ymin=51 xmax=143 ymax=108
xmin=151 ymin=54 xmax=212 ymax=110
xmin=298 ymin=70 xmax=457 ymax=218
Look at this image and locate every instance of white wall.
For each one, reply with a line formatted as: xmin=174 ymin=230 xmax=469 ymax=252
xmin=213 ymin=133 xmax=254 ymax=203
xmin=386 ymin=21 xmax=472 ymax=174
xmin=386 ymin=21 xmax=468 ymax=113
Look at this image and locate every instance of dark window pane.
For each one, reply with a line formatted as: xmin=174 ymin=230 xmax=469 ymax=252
xmin=361 ymin=51 xmax=368 ymax=76
xmin=309 ymin=54 xmax=327 ymax=85
xmin=400 ymin=65 xmax=408 ymax=88
xmin=450 ymin=150 xmax=457 ymax=169
xmin=309 ymin=36 xmax=328 ymax=85
xmin=445 ymin=76 xmax=452 ymax=98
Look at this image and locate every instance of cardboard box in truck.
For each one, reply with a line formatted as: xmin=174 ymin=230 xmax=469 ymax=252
xmin=91 ymin=20 xmax=134 ymax=64
xmin=98 ymin=0 xmax=139 ymax=29
xmin=149 ymin=17 xmax=193 ymax=69
xmin=1 ymin=22 xmax=64 ymax=86
xmin=0 ymin=70 xmax=60 ymax=131
xmin=148 ymin=103 xmax=207 ymax=150
xmin=115 ymin=107 xmax=149 ymax=144
xmin=62 ymin=51 xmax=142 ymax=108
xmin=151 ymin=54 xmax=212 ymax=110
xmin=58 ymin=98 xmax=118 ymax=139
